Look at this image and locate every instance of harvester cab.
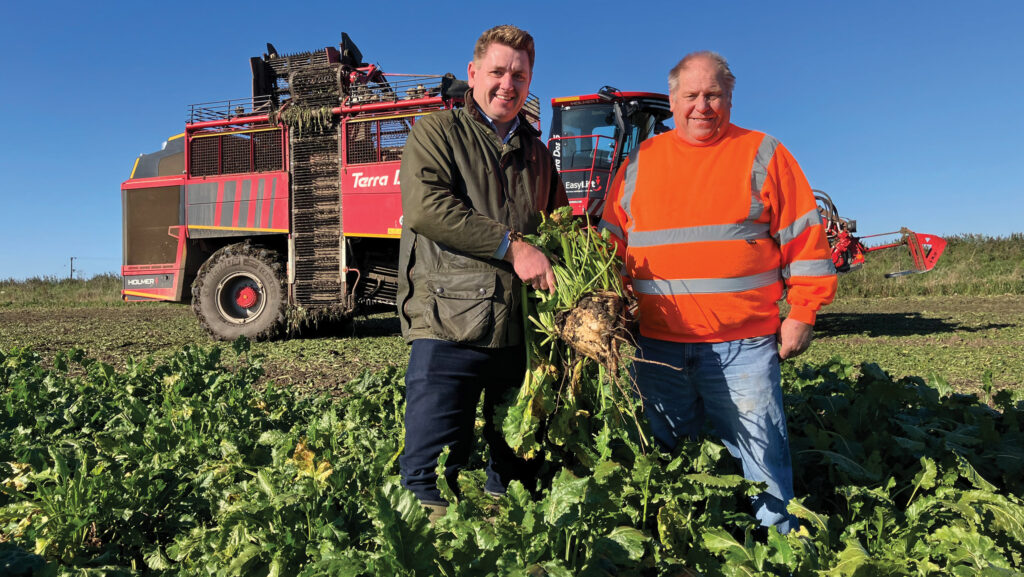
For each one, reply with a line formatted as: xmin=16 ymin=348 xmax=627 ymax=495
xmin=548 ymin=86 xmax=671 ymax=218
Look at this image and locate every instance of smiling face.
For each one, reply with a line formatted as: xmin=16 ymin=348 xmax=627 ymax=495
xmin=670 ymin=55 xmax=732 ymax=146
xmin=467 ymin=42 xmax=532 ymax=131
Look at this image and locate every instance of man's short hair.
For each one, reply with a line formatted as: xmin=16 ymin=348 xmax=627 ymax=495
xmin=668 ymin=51 xmax=736 ymax=96
xmin=474 ymin=24 xmax=535 ymax=70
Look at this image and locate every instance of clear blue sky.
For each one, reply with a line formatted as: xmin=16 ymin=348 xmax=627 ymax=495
xmin=2 ymin=0 xmax=1021 ymax=280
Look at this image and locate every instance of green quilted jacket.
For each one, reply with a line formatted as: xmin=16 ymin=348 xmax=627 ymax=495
xmin=397 ymin=92 xmax=567 ymax=347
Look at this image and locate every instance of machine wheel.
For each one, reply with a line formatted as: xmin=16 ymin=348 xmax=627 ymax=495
xmin=191 ymin=242 xmax=287 ymax=341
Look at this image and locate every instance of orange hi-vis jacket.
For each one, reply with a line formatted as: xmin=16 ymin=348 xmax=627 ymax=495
xmin=599 ymin=124 xmax=837 ymax=343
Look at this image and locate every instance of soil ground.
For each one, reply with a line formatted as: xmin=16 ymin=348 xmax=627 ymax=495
xmin=2 ymin=295 xmax=1022 ymax=397
xmin=796 ymin=295 xmax=1024 ymax=396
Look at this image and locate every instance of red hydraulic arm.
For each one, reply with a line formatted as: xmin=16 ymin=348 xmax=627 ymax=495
xmin=815 ymin=190 xmax=947 ymax=278
xmin=860 ymin=229 xmax=947 ymax=278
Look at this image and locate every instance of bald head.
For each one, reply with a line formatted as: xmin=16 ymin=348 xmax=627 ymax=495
xmin=668 ymin=51 xmax=735 ymax=97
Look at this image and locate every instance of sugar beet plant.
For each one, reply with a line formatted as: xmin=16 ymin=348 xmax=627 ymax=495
xmin=500 ymin=206 xmax=646 ymax=467
xmin=3 ymin=345 xmax=1024 ymax=574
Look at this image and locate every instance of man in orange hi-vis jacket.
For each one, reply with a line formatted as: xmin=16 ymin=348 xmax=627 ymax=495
xmin=599 ymin=51 xmax=837 ymax=534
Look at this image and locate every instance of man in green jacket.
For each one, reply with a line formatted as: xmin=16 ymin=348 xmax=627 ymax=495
xmin=397 ymin=24 xmax=568 ymax=519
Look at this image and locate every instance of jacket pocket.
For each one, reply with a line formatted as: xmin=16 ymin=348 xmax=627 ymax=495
xmin=425 ymin=271 xmax=497 ymax=343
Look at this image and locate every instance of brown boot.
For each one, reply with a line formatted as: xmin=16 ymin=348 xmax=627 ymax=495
xmin=422 ymin=502 xmax=447 ymax=524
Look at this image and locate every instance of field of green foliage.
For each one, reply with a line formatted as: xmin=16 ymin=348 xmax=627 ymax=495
xmin=1 ymin=234 xmax=1022 ymax=575
xmin=2 ymin=340 xmax=1023 ymax=575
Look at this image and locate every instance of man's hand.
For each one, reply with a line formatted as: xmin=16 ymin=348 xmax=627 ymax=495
xmin=777 ymin=317 xmax=814 ymax=360
xmin=505 ymin=239 xmax=557 ymax=294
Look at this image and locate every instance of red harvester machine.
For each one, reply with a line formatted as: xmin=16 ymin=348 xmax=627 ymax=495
xmin=121 ymin=33 xmax=504 ymax=340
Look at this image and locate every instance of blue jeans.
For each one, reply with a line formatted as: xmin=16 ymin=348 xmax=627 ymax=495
xmin=632 ymin=334 xmax=798 ymax=533
xmin=400 ymin=339 xmax=537 ymax=504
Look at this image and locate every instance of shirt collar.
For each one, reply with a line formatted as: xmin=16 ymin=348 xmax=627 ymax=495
xmin=474 ymin=102 xmax=520 ymax=145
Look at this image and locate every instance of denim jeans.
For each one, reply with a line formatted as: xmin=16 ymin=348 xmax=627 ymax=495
xmin=400 ymin=339 xmax=536 ymax=504
xmin=632 ymin=334 xmax=798 ymax=533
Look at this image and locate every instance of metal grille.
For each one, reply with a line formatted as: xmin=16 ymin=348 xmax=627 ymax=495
xmin=380 ymin=118 xmax=411 ymax=162
xmin=345 ymin=116 xmax=415 ymax=165
xmin=289 ymin=65 xmax=341 ymax=108
xmin=265 ymin=49 xmax=332 ymax=76
xmin=221 ymin=134 xmax=250 ymax=174
xmin=189 ymin=137 xmax=219 ymax=177
xmin=263 ymin=50 xmax=334 ymax=104
xmin=254 ymin=132 xmax=283 ymax=172
xmin=346 ymin=122 xmax=376 ymax=164
xmin=188 ymin=129 xmax=284 ymax=177
xmin=283 ymin=50 xmax=345 ymax=309
xmin=291 ymin=129 xmax=343 ymax=307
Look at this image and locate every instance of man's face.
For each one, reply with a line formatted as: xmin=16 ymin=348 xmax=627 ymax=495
xmin=670 ymin=56 xmax=732 ymax=146
xmin=467 ymin=42 xmax=532 ymax=126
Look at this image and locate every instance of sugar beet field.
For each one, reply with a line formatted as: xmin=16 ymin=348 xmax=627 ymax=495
xmin=2 ymin=237 xmax=1024 ymax=576
xmin=2 ymin=292 xmax=1022 ymax=399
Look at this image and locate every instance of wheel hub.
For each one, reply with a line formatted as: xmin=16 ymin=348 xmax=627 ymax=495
xmin=235 ymin=286 xmax=258 ymax=309
xmin=215 ymin=272 xmax=267 ymax=324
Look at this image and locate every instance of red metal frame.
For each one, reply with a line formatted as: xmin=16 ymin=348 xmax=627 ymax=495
xmin=860 ymin=229 xmax=947 ymax=275
xmin=184 ymin=121 xmax=287 ymax=176
xmin=548 ymin=133 xmax=620 ymax=217
xmin=121 ymin=175 xmax=185 ymax=191
xmin=336 ymin=97 xmax=445 ymax=115
xmin=188 ymin=115 xmax=272 ymax=130
xmin=551 ymin=91 xmax=668 ymax=105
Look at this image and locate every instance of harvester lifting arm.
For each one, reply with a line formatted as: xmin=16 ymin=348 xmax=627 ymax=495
xmin=814 ymin=190 xmax=947 ymax=278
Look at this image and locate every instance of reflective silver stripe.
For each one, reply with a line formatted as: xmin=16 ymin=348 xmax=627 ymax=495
xmin=186 ymin=181 xmax=218 ymax=204
xmin=597 ymin=219 xmax=623 ymax=240
xmin=269 ymin=178 xmax=277 ymax=229
xmin=775 ymin=208 xmax=823 ymax=246
xmin=239 ymin=179 xmax=251 ymax=227
xmin=620 ymin=149 xmax=640 ymax=234
xmin=221 ymin=181 xmax=236 ymax=227
xmin=186 ymin=183 xmax=217 ymax=226
xmin=628 ymin=221 xmax=770 ymax=247
xmin=255 ymin=178 xmax=265 ymax=228
xmin=633 ymin=269 xmax=782 ymax=295
xmin=783 ymin=259 xmax=837 ymax=279
xmin=749 ymin=134 xmax=778 ymax=221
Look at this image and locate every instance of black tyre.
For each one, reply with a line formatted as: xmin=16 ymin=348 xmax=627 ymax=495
xmin=191 ymin=242 xmax=287 ymax=341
